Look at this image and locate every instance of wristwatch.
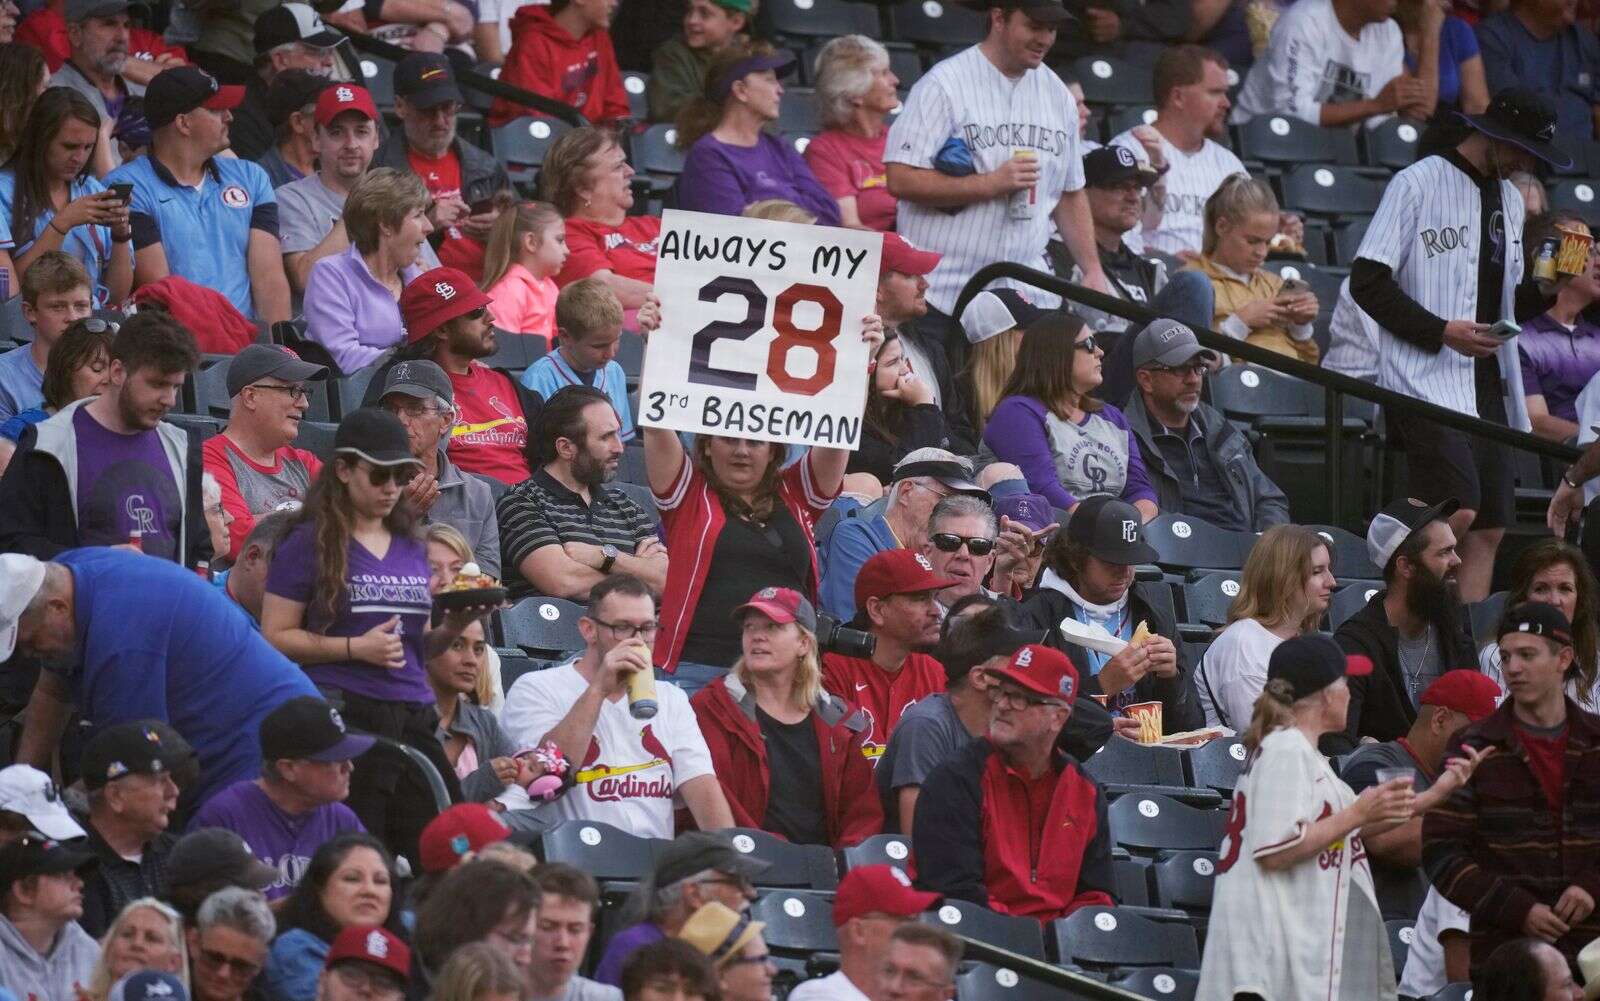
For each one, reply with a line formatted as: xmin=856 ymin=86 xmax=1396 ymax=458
xmin=1564 ymin=469 xmax=1584 ymax=490
xmin=599 ymin=544 xmax=619 ymax=574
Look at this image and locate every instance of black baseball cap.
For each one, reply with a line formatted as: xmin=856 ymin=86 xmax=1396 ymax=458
xmin=1065 ymin=495 xmax=1158 ymax=566
xmin=1459 ymin=87 xmax=1571 ymax=171
xmin=395 ymin=52 xmax=461 ymax=109
xmin=164 ymin=828 xmax=277 ymax=893
xmin=145 ymin=66 xmax=244 ymax=130
xmin=267 ymin=70 xmax=331 ymax=128
xmin=334 ymin=408 xmax=420 ymax=467
xmin=261 ymin=696 xmax=376 ymax=763
xmin=961 ymin=0 xmax=1070 ymax=23
xmin=227 ymin=343 xmax=328 ymax=398
xmin=253 ymin=2 xmax=343 ymax=53
xmin=1498 ymin=602 xmax=1574 ymax=647
xmin=0 ymin=833 xmax=95 ymax=892
xmin=81 ymin=721 xmax=174 ymax=791
xmin=1366 ymin=497 xmax=1461 ymax=572
xmin=381 ymin=359 xmax=455 ymax=407
xmin=1267 ymin=633 xmax=1373 ymax=701
xmin=1084 ymin=145 xmax=1161 ymax=188
xmin=653 ymin=832 xmax=770 ymax=889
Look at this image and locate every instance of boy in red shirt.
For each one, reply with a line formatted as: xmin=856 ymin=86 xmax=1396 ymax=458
xmin=489 ymin=0 xmax=630 ymax=127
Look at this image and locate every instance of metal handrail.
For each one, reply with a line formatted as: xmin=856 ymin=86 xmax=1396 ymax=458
xmin=342 ymin=32 xmax=589 ymax=127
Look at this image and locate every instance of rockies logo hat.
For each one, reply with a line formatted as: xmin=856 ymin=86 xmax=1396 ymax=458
xmin=855 ymin=549 xmax=961 ymax=609
xmin=1064 ymin=495 xmax=1158 ymax=566
xmin=260 ymin=696 xmax=376 ymax=764
xmin=1366 ymin=496 xmax=1460 ymax=572
xmin=395 ymin=51 xmax=462 ymax=109
xmin=253 ymin=2 xmax=343 ymax=53
xmin=401 ymin=267 xmax=494 ymax=343
xmin=1459 ymin=87 xmax=1572 ymax=171
xmin=1267 ymin=632 xmax=1372 ymax=702
xmin=381 ymin=359 xmax=455 ymax=408
xmin=985 ymin=643 xmax=1080 ymax=705
xmin=1083 ymin=145 xmax=1162 ymax=189
xmin=733 ymin=587 xmax=818 ymax=632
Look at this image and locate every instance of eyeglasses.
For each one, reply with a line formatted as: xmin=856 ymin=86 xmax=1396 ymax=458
xmin=463 ymin=307 xmax=488 ymax=321
xmin=249 ymin=382 xmax=311 ymax=401
xmin=1149 ymin=362 xmax=1207 ymax=378
xmin=700 ymin=874 xmax=757 ymax=898
xmin=76 ymin=317 xmax=119 ymax=333
xmin=590 ymin=618 xmax=659 ymax=640
xmin=1073 ymin=335 xmax=1101 ymax=354
xmin=988 ymin=686 xmax=1064 ymax=710
xmin=331 ymin=963 xmax=405 ymax=999
xmin=930 ymin=532 xmax=996 ymax=557
xmin=198 ymin=946 xmax=262 ymax=979
xmin=388 ymin=400 xmax=450 ymax=419
xmin=363 ymin=463 xmax=418 ymax=487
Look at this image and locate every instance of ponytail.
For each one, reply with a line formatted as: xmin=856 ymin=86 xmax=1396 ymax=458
xmin=1241 ymin=677 xmax=1297 ymax=754
xmin=675 ymin=39 xmax=778 ymax=150
xmin=480 ymin=200 xmax=562 ymax=292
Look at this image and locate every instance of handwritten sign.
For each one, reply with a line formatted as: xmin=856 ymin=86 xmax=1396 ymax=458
xmin=638 ymin=209 xmax=881 ymax=449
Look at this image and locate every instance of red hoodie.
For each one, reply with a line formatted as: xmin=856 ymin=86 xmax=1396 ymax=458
xmin=489 ymin=5 xmax=630 ymax=127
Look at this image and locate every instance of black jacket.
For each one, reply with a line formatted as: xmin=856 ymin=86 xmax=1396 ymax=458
xmin=894 ymin=321 xmax=978 ymax=455
xmin=1122 ymin=394 xmax=1291 ymax=532
xmin=1325 ymin=589 xmax=1478 ymax=755
xmin=848 ymin=403 xmax=951 ymax=485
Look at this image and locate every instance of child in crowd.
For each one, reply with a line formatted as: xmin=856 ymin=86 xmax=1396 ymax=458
xmin=649 ymin=0 xmax=755 ymax=124
xmin=0 ymin=251 xmax=92 ymax=422
xmin=1191 ymin=174 xmax=1320 ymax=364
xmin=481 ymin=201 xmax=567 ymax=343
xmin=520 ymin=277 xmax=635 ymax=443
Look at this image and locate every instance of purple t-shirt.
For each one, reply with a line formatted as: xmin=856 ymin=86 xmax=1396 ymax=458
xmin=73 ymin=405 xmax=182 ymax=559
xmin=265 ymin=522 xmax=434 ymax=703
xmin=593 ymin=922 xmax=666 ymax=986
xmin=677 ymin=132 xmax=841 ymax=225
xmin=1518 ymin=313 xmax=1600 ymax=422
xmin=188 ymin=780 xmax=365 ymax=900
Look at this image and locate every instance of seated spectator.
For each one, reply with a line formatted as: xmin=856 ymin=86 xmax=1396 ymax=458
xmin=959 ymin=290 xmax=1040 ymax=434
xmin=1232 ymin=0 xmax=1419 ymax=127
xmin=1473 ymin=939 xmax=1585 ymax=1001
xmin=414 ymin=805 xmax=511 ymax=890
xmin=227 ymin=4 xmax=340 ymax=162
xmin=488 ymin=0 xmax=630 ymax=129
xmin=188 ymin=697 xmax=370 ymax=903
xmin=219 ymin=509 xmax=295 ymax=623
xmin=675 ymin=41 xmax=840 ymax=224
xmin=430 ymin=942 xmax=526 ymax=1001
xmin=109 ymin=67 xmax=290 ymax=324
xmin=913 ymin=644 xmax=1115 ymax=920
xmin=674 ymin=903 xmax=776 ymax=1001
xmin=500 ymin=575 xmax=736 ymax=838
xmin=1196 ymin=524 xmax=1337 ymax=729
xmin=254 ymin=70 xmax=326 ymax=189
xmin=202 ymin=471 xmax=235 ymax=565
xmin=922 ymin=493 xmax=1041 ymax=613
xmin=187 ymin=887 xmax=274 ymax=1001
xmin=83 ymin=898 xmax=186 ymax=1000
xmin=263 ymin=834 xmax=403 ymax=1001
xmin=982 ymin=313 xmax=1159 ymax=518
xmin=1124 ymin=319 xmax=1290 ymax=530
xmin=17 ymin=0 xmax=185 ymax=90
xmin=1520 ymin=216 xmax=1600 ymax=443
xmin=1050 ymin=0 xmax=1189 ymax=64
xmin=1192 ymin=175 xmax=1320 ymax=363
xmin=877 ymin=925 xmax=963 ymax=1001
xmin=804 ymin=35 xmax=899 ymax=232
xmin=1512 ymin=169 xmax=1548 ymax=215
xmin=1478 ymin=539 xmax=1600 ymax=707
xmin=481 ymin=201 xmax=564 ymax=341
xmin=75 ymin=723 xmax=182 ymax=937
xmin=525 ymin=866 xmax=621 ymax=1001
xmin=203 ymin=344 xmax=327 ymax=563
xmin=498 ymin=385 xmax=662 ymax=601
xmin=0 ymin=764 xmax=84 ymax=842
xmin=303 ymin=167 xmax=431 ymax=373
xmin=648 ymin=0 xmax=751 ymax=124
xmin=315 ymin=926 xmax=409 ymax=1001
xmin=378 ymin=360 xmax=500 ymax=579
xmin=48 ymin=0 xmax=152 ymax=172
xmin=0 ymin=832 xmax=100 ymax=1000
xmin=619 ymin=940 xmax=717 ymax=1001
xmin=423 ymin=524 xmax=506 ymax=715
xmin=0 ymin=310 xmax=207 ymax=562
xmin=822 ymin=549 xmax=955 ymax=764
xmin=0 ymin=92 xmax=131 ymax=311
xmin=852 ymin=331 xmax=954 ymax=484
xmin=1329 ymin=497 xmax=1479 ymax=754
xmin=788 ymin=866 xmax=939 ymax=1001
xmin=358 ymin=0 xmax=474 ymax=57
xmin=1397 ymin=0 xmax=1489 ymax=145
xmin=692 ymin=587 xmax=883 ymax=847
xmin=411 ymin=858 xmax=537 ymax=978
xmin=0 ymin=254 xmax=93 ymax=424
xmin=542 ymin=127 xmax=658 ymax=307
xmin=1478 ymin=0 xmax=1600 ymax=141
xmin=521 ymin=278 xmax=636 ymax=442
xmin=0 ymin=315 xmax=113 ymax=473
xmin=1021 ymin=496 xmax=1204 ymax=730
xmin=0 ymin=44 xmax=48 ymax=165
xmin=161 ymin=832 xmax=272 ymax=936
xmin=875 ymin=233 xmax=977 ymax=453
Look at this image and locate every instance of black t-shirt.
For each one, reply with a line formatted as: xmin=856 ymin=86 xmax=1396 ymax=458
xmin=679 ymin=505 xmax=811 ymax=667
xmin=756 ymin=704 xmax=828 ymax=846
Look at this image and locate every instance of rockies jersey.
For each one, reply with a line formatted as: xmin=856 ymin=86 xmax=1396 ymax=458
xmin=1107 ymin=128 xmax=1245 ymax=256
xmin=1230 ymin=0 xmax=1404 ymax=126
xmin=1324 ymin=276 xmax=1382 ymax=381
xmin=885 ymin=45 xmax=1085 ymax=314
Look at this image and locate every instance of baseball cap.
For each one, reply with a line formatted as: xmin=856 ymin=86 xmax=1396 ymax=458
xmin=890 ymin=448 xmax=986 ymax=496
xmin=0 ymin=552 xmax=48 ymax=663
xmin=380 ymin=359 xmax=455 ymax=407
xmin=145 ymin=66 xmax=244 ymax=131
xmin=1498 ymin=602 xmax=1574 ymax=647
xmin=254 ymin=2 xmax=342 ymax=53
xmin=677 ymin=902 xmax=766 ymax=969
xmin=1267 ymin=633 xmax=1373 ymax=701
xmin=260 ymin=696 xmax=375 ymax=764
xmin=108 ymin=971 xmax=188 ymax=1001
xmin=418 ymin=803 xmax=510 ymax=874
xmin=1084 ymin=145 xmax=1161 ymax=188
xmin=395 ymin=52 xmax=461 ymax=109
xmin=163 ymin=828 xmax=277 ymax=892
xmin=962 ymin=0 xmax=1070 ymax=23
xmin=881 ymin=233 xmax=941 ymax=277
xmin=1420 ymin=670 xmax=1502 ymax=722
xmin=325 ymin=926 xmax=411 ymax=984
xmin=653 ymin=831 xmax=770 ymax=889
xmin=334 ymin=408 xmax=419 ymax=467
xmin=986 ymin=643 xmax=1080 ymax=704
xmin=855 ymin=549 xmax=961 ymax=609
xmin=1065 ymin=495 xmax=1158 ymax=566
xmin=227 ymin=343 xmax=328 ymax=398
xmin=1366 ymin=497 xmax=1460 ymax=571
xmin=0 ymin=766 xmax=84 ymax=841
xmin=1131 ymin=319 xmax=1220 ymax=370
xmin=81 ymin=721 xmax=174 ymax=791
xmin=0 ymin=832 xmax=96 ymax=891
xmin=64 ymin=0 xmax=142 ymax=21
xmin=401 ymin=267 xmax=493 ymax=343
xmin=833 ymin=865 xmax=939 ymax=926
xmin=712 ymin=51 xmax=797 ymax=102
xmin=993 ymin=491 xmax=1055 ymax=534
xmin=960 ymin=289 xmax=1046 ymax=346
xmin=315 ymin=83 xmax=379 ymax=127
xmin=266 ymin=70 xmax=330 ymax=129
xmin=733 ymin=587 xmax=818 ymax=632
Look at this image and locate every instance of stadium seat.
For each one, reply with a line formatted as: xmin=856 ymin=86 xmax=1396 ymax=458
xmin=162 ymin=414 xmax=223 ymax=443
xmin=1208 ymin=364 xmax=1321 ymax=420
xmin=492 ymin=117 xmax=574 ymax=184
xmin=1184 ymin=737 xmax=1247 ymax=795
xmin=1386 ymin=919 xmax=1415 ymax=980
xmin=498 ymin=596 xmax=586 ymax=656
xmin=1362 ymin=117 xmax=1424 ymax=170
xmin=332 ymin=366 xmax=378 ymax=419
xmin=1332 ymin=216 xmax=1372 ymax=265
xmin=763 ymin=0 xmax=879 ymax=39
xmin=621 ymin=70 xmax=649 ymax=120
xmin=1142 ymin=514 xmax=1256 ymax=575
xmin=1073 ymin=56 xmax=1156 ymax=106
xmin=1235 ymin=115 xmax=1359 ymax=166
xmin=496 ymin=650 xmax=548 ymax=693
xmin=956 ymin=963 xmax=1090 ymax=1001
xmin=1180 ymin=572 xmax=1241 ymax=627
xmin=540 ymin=820 xmax=659 ymax=881
xmin=777 ymin=86 xmax=822 ymax=134
xmin=357 ymin=56 xmax=396 ymax=109
xmin=750 ymin=890 xmax=839 ymax=954
xmin=618 ymin=331 xmax=645 ymax=382
xmin=922 ymin=899 xmax=1046 ymax=960
xmin=839 ymin=833 xmax=913 ymax=873
xmin=618 ymin=442 xmax=648 ymax=486
xmin=888 ymin=46 xmax=924 ymax=90
xmin=1135 ymin=580 xmax=1180 ymax=634
xmin=632 ymin=123 xmax=688 ymax=177
xmin=1466 ymin=591 xmax=1508 ymax=647
xmin=1548 ymin=178 xmax=1600 ymax=215
xmin=1112 ymin=967 xmax=1200 ymax=1001
xmin=1104 ymin=105 xmax=1159 ymax=138
xmin=1150 ymin=851 xmax=1218 ymax=914
xmin=1108 ymin=793 xmax=1228 ymax=855
xmin=1050 ymin=906 xmax=1201 ymax=970
xmin=612 ymin=481 xmax=660 ymax=527
xmin=889 ymin=0 xmax=985 ymax=46
xmin=1281 ymin=165 xmax=1386 ymax=218
xmin=482 ymin=330 xmax=548 ymax=371
xmin=291 ymin=419 xmax=338 ymax=460
xmin=1113 ymin=856 xmax=1152 ymax=907
xmin=1307 ymin=524 xmax=1381 ymax=580
xmin=1083 ymin=736 xmax=1188 ymax=789
xmin=1426 ymin=984 xmax=1473 ymax=1001
xmin=1328 ymin=583 xmax=1381 ymax=630
xmin=0 ymin=295 xmax=31 ymax=343
xmin=726 ymin=828 xmax=839 ymax=890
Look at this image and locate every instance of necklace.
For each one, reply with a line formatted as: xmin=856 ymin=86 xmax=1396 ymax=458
xmin=1398 ymin=623 xmax=1434 ymax=702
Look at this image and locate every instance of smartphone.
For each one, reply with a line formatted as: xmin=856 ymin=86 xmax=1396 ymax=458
xmin=1488 ymin=319 xmax=1520 ymax=340
xmin=1278 ymin=277 xmax=1310 ymax=295
xmin=108 ymin=182 xmax=133 ymax=204
xmin=468 ymin=196 xmax=499 ymax=216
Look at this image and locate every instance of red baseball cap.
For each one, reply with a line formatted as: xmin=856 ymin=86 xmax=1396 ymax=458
xmin=325 ymin=926 xmax=410 ymax=983
xmin=315 ymin=82 xmax=378 ymax=127
xmin=854 ymin=549 xmax=960 ymax=610
xmin=833 ymin=865 xmax=940 ymax=926
xmin=401 ymin=267 xmax=494 ymax=343
xmin=417 ymin=803 xmax=509 ymax=874
xmin=1420 ymin=670 xmax=1501 ymax=722
xmin=985 ymin=643 xmax=1080 ymax=704
xmin=733 ymin=587 xmax=818 ymax=632
xmin=881 ymin=233 xmax=941 ymax=277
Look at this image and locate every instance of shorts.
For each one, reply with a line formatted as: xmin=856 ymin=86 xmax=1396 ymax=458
xmin=1386 ymin=407 xmax=1514 ymax=530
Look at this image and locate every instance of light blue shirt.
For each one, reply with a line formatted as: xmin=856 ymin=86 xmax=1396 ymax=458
xmin=303 ymin=243 xmax=422 ymax=373
xmin=521 ymin=349 xmax=634 ymax=442
xmin=0 ymin=170 xmax=115 ymax=307
xmin=0 ymin=345 xmax=43 ymax=423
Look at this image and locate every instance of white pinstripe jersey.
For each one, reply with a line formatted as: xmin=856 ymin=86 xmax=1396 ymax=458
xmin=1107 ymin=128 xmax=1245 ymax=256
xmin=1355 ymin=155 xmax=1526 ymax=414
xmin=884 ymin=45 xmax=1085 ymax=314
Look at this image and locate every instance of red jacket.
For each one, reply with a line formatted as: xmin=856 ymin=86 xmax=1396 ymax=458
xmin=489 ymin=6 xmax=630 ymax=127
xmin=691 ymin=674 xmax=883 ymax=848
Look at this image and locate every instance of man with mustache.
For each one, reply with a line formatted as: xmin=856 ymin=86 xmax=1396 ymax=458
xmin=1327 ymin=497 xmax=1480 ymax=754
xmin=49 ymin=0 xmax=149 ymax=170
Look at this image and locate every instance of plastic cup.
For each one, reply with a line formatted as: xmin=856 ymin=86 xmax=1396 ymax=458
xmin=1375 ymin=766 xmax=1417 ymax=789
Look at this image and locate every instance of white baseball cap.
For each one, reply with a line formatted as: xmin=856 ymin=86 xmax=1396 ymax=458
xmin=960 ymin=289 xmax=1046 ymax=345
xmin=0 ymin=554 xmax=47 ymax=663
xmin=1366 ymin=497 xmax=1461 ymax=571
xmin=0 ymin=765 xmax=85 ymax=840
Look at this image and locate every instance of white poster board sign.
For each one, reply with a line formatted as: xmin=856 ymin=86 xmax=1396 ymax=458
xmin=638 ymin=209 xmax=881 ymax=450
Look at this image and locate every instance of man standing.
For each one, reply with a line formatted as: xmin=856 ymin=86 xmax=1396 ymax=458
xmin=188 ymin=697 xmax=370 ymax=902
xmin=1425 ymin=603 xmax=1600 ymax=975
xmin=788 ymin=865 xmax=940 ymax=1001
xmin=528 ymin=864 xmax=623 ymax=1001
xmin=0 ymin=833 xmax=99 ymax=1000
xmin=76 ymin=722 xmax=181 ymax=937
xmin=203 ymin=344 xmax=327 ymax=564
xmin=229 ymin=2 xmax=341 ymax=161
xmin=873 ymin=234 xmax=976 ymax=449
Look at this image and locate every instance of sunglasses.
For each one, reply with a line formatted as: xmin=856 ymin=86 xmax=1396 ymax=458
xmin=199 ymin=947 xmax=262 ymax=979
xmin=1074 ymin=335 xmax=1101 ymax=353
xmin=363 ymin=463 xmax=417 ymax=487
xmin=930 ymin=532 xmax=996 ymax=556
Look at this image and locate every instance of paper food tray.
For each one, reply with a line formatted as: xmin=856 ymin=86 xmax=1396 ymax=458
xmin=1056 ymin=616 xmax=1129 ymax=656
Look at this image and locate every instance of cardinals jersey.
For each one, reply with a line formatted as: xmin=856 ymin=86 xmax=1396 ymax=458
xmin=820 ymin=652 xmax=947 ymax=766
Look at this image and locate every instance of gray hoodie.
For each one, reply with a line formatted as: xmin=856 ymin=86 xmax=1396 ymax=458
xmin=0 ymin=913 xmax=100 ymax=1001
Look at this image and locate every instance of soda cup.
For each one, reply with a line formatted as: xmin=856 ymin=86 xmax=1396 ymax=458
xmin=1008 ymin=149 xmax=1037 ymax=221
xmin=1533 ymin=237 xmax=1560 ymax=281
xmin=628 ymin=666 xmax=658 ymax=720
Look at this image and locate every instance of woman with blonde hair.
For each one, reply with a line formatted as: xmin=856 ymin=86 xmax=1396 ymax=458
xmin=1196 ymin=525 xmax=1338 ymax=730
xmin=959 ymin=289 xmax=1044 ymax=432
xmin=425 ymin=523 xmax=504 ymax=713
xmin=804 ymin=33 xmax=900 ymax=231
xmin=429 ymin=941 xmax=526 ymax=1001
xmin=84 ymin=898 xmax=187 ymax=1001
xmin=689 ymin=587 xmax=882 ymax=847
xmin=742 ymin=198 xmax=815 ymax=224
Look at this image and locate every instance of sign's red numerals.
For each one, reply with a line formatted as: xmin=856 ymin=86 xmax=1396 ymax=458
xmin=689 ymin=276 xmax=845 ymax=396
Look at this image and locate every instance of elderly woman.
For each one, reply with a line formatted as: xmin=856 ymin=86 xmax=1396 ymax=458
xmin=85 ymin=898 xmax=187 ymax=1001
xmin=804 ymin=35 xmax=900 ymax=232
xmin=304 ymin=167 xmax=433 ymax=373
xmin=675 ymin=40 xmax=840 ymax=224
xmin=541 ymin=127 xmax=658 ymax=309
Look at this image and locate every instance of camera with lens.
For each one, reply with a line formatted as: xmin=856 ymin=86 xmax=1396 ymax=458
xmin=815 ymin=612 xmax=876 ymax=659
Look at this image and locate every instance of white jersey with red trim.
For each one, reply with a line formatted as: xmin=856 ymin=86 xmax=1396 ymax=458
xmin=1197 ymin=726 xmax=1396 ymax=1001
